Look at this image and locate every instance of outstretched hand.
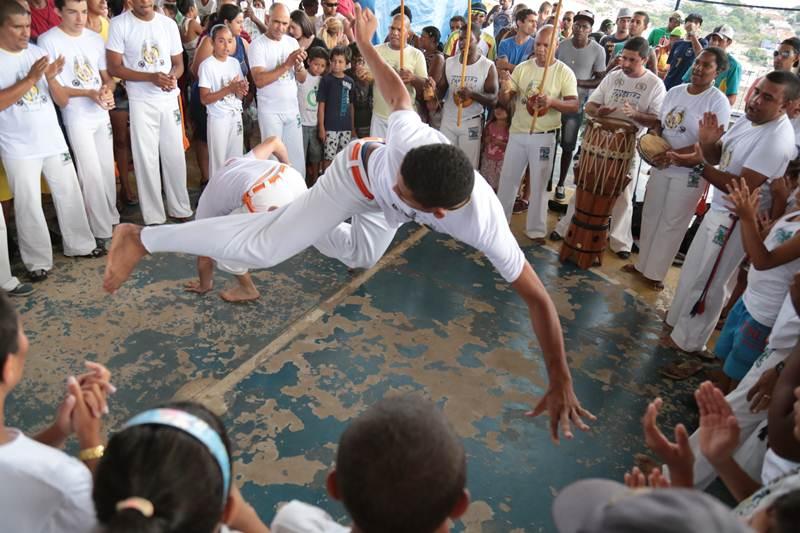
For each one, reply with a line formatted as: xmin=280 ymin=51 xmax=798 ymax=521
xmin=642 ymin=397 xmax=694 ymax=487
xmin=527 ymin=380 xmax=595 ymax=444
xmin=725 ymin=176 xmax=760 ymax=223
xmin=696 ymin=381 xmax=740 ymax=466
xmin=352 ymin=4 xmax=378 ymax=46
xmin=698 ymin=112 xmax=724 ymax=146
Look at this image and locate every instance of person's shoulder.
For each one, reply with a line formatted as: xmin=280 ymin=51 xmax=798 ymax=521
xmin=0 ymin=431 xmax=91 ymax=484
xmin=25 ymin=42 xmax=47 ymax=58
xmin=281 ymin=34 xmax=299 ymax=47
xmin=272 ymin=500 xmax=350 ymax=533
xmin=37 ymin=26 xmax=60 ymax=45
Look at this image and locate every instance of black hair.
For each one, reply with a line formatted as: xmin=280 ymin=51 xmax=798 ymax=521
xmin=599 ymin=18 xmax=613 ymax=32
xmin=177 ymin=0 xmax=196 ymax=17
xmin=771 ymin=490 xmax=800 ymax=533
xmin=782 ymin=37 xmax=800 ymax=57
xmin=290 ymin=9 xmax=315 ymax=39
xmin=0 ymin=293 xmax=19 ymax=383
xmin=94 ymin=401 xmax=233 ymax=533
xmin=390 ymin=4 xmax=412 ymax=21
xmin=336 ymin=395 xmax=467 ymax=533
xmin=699 ymin=46 xmax=728 ymax=74
xmin=301 ymin=0 xmax=318 ymax=5
xmin=206 ymin=3 xmax=241 ymax=31
xmin=686 ymin=13 xmax=703 ymax=25
xmin=515 ymin=8 xmax=534 ymax=23
xmin=330 ymin=45 xmax=351 ymax=62
xmin=308 ymin=45 xmax=330 ymax=63
xmin=633 ymin=10 xmax=649 ymax=27
xmin=623 ymin=36 xmax=650 ymax=60
xmin=210 ymin=23 xmax=231 ymax=40
xmin=421 ymin=25 xmax=440 ymax=45
xmin=0 ymin=0 xmax=28 ymax=26
xmin=765 ymin=70 xmax=800 ymax=102
xmin=450 ymin=15 xmax=466 ymax=25
xmin=108 ymin=0 xmax=125 ymax=17
xmin=400 ymin=144 xmax=475 ymax=209
xmin=54 ymin=0 xmax=84 ymax=10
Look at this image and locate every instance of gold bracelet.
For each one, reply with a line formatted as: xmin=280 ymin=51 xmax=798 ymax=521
xmin=78 ymin=444 xmax=105 ymax=461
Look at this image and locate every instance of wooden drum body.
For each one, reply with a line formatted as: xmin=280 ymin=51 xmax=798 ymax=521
xmin=560 ymin=117 xmax=637 ymax=269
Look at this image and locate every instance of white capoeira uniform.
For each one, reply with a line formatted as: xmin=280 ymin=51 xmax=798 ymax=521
xmin=0 ymin=196 xmax=21 ymax=292
xmin=635 ymin=84 xmax=730 ymax=282
xmin=0 ymin=44 xmax=97 ymax=272
xmin=439 ymin=54 xmax=494 ymax=169
xmin=667 ymin=113 xmax=796 ymax=352
xmin=689 ymin=292 xmax=800 ymax=489
xmin=195 ymin=154 xmax=307 ymax=275
xmin=553 ymin=69 xmax=665 ymax=252
xmin=107 ymin=11 xmax=192 ymax=226
xmin=248 ymin=34 xmax=305 ymax=179
xmin=497 ymin=59 xmax=577 ymax=240
xmin=198 ymin=55 xmax=244 ymax=179
xmin=38 ymin=26 xmax=120 ymax=240
xmin=139 ymin=110 xmax=527 ymax=285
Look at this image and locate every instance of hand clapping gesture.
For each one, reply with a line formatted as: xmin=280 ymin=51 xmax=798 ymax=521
xmin=641 ymin=397 xmax=694 ymax=487
xmin=696 ymin=381 xmax=741 ymax=467
xmin=698 ymin=112 xmax=725 ymax=146
xmin=725 ymin=176 xmax=760 ymax=223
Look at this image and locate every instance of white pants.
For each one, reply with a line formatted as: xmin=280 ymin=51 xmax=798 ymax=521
xmin=497 ymin=132 xmax=557 ymax=239
xmin=440 ymin=116 xmax=482 ymax=169
xmin=0 ymin=203 xmax=20 ymax=291
xmin=691 ymin=346 xmax=791 ymax=489
xmin=667 ymin=208 xmax=745 ymax=352
xmin=65 ymin=117 xmax=119 ymax=239
xmin=636 ymin=168 xmax=705 ymax=281
xmin=208 ymin=114 xmax=244 ymax=179
xmin=257 ymin=111 xmax=304 ymax=179
xmin=3 ymin=154 xmax=96 ymax=271
xmin=369 ymin=115 xmax=389 ymax=138
xmin=141 ymin=139 xmax=399 ymax=270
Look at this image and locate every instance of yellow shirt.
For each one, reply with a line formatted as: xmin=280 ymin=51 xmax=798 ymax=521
xmin=372 ymin=44 xmax=428 ymax=119
xmin=98 ymin=16 xmax=109 ymax=42
xmin=508 ymin=59 xmax=577 ymax=134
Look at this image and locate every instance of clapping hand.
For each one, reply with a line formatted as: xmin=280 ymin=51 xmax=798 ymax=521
xmin=696 ymin=381 xmax=740 ymax=467
xmin=26 ymin=56 xmax=50 ymax=84
xmin=44 ymin=55 xmax=66 ymax=81
xmin=642 ymin=397 xmax=694 ymax=487
xmin=698 ymin=112 xmax=724 ymax=146
xmin=624 ymin=465 xmax=672 ymax=489
xmin=725 ymin=177 xmax=760 ymax=223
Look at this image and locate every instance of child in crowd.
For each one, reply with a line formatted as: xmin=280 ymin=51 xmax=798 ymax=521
xmin=318 ymin=45 xmax=355 ymax=171
xmin=0 ymin=291 xmax=112 ymax=531
xmin=449 ymin=15 xmax=465 ymax=35
xmin=480 ymin=104 xmax=510 ymax=191
xmin=347 ymin=42 xmax=373 ymax=139
xmin=199 ymin=24 xmax=249 ymax=178
xmin=298 ymin=46 xmax=329 ymax=186
xmin=271 ymin=394 xmax=470 ymax=532
xmin=179 ymin=0 xmax=203 ymax=71
xmin=93 ymin=401 xmax=269 ymax=533
xmin=318 ymin=16 xmax=347 ymax=49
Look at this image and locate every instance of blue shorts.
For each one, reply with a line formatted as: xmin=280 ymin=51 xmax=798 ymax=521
xmin=714 ymin=297 xmax=772 ymax=381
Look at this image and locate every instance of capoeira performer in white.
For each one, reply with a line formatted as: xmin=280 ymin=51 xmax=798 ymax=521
xmin=198 ymin=24 xmax=248 ymax=178
xmin=429 ymin=25 xmax=498 ymax=169
xmin=185 ymin=136 xmax=307 ymax=302
xmin=106 ymin=0 xmax=193 ymax=226
xmin=248 ymin=3 xmax=307 ymax=179
xmin=665 ymin=71 xmax=798 ymax=354
xmin=38 ymin=0 xmax=120 ymax=242
xmin=0 ymin=1 xmax=102 ymax=283
xmin=551 ymin=37 xmax=665 ymax=258
xmin=622 ymin=48 xmax=731 ymax=290
xmin=104 ymin=5 xmax=594 ymax=443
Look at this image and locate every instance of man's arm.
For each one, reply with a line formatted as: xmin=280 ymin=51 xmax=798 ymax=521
xmin=251 ymin=47 xmax=305 ymax=89
xmin=0 ymin=56 xmax=49 ymax=112
xmin=251 ymin=135 xmax=290 ymax=163
xmin=106 ymin=50 xmax=158 ymax=82
xmin=352 ymin=5 xmax=412 ymax=112
xmin=169 ymin=53 xmax=184 ymax=80
xmin=511 ymin=262 xmax=594 ymax=443
xmin=703 ymin=166 xmax=768 ymax=194
xmin=768 ymin=343 xmax=800 ymax=462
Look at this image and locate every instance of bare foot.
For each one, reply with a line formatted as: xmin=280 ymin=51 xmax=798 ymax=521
xmin=103 ymin=224 xmax=148 ymax=293
xmin=185 ymin=279 xmax=213 ymax=294
xmin=219 ymin=281 xmax=260 ymax=302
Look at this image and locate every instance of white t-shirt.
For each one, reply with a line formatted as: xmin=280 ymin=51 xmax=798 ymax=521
xmin=106 ymin=11 xmax=183 ymax=101
xmin=368 ymin=110 xmax=527 ymax=283
xmin=195 ymin=0 xmax=217 ymax=18
xmin=761 ymin=448 xmax=800 ymax=487
xmin=588 ymin=68 xmax=666 ymax=130
xmin=0 ymin=429 xmax=96 ymax=533
xmin=248 ymin=34 xmax=300 ymax=114
xmin=660 ymin=84 xmax=731 ymax=178
xmin=198 ymin=55 xmax=243 ymax=118
xmin=711 ymin=114 xmax=796 ymax=214
xmin=297 ymin=74 xmax=321 ymax=127
xmin=743 ymin=212 xmax=800 ymax=327
xmin=38 ymin=27 xmax=109 ymax=125
xmin=271 ymin=500 xmax=350 ymax=533
xmin=441 ymin=54 xmax=493 ymax=126
xmin=767 ymin=291 xmax=800 ymax=352
xmin=195 ymin=154 xmax=307 ymax=220
xmin=0 ymin=45 xmax=68 ymax=160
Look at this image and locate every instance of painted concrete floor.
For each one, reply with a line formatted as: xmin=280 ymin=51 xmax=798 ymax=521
xmin=7 ymin=204 xmax=710 ymax=531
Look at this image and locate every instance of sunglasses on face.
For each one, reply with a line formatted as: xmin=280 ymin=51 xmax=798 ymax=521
xmin=323 ymin=2 xmax=337 ymax=7
xmin=775 ymin=50 xmax=795 ymax=58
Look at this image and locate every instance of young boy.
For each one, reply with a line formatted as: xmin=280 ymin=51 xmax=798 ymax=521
xmin=317 ymin=45 xmax=355 ymax=171
xmin=0 ymin=291 xmax=112 ymax=531
xmin=346 ymin=42 xmax=373 ymax=139
xmin=298 ymin=46 xmax=328 ymax=186
xmin=271 ymin=395 xmax=470 ymax=533
xmin=449 ymin=15 xmax=465 ymax=36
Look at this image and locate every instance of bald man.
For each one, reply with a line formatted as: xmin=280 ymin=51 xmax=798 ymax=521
xmin=248 ymin=2 xmax=308 ymax=177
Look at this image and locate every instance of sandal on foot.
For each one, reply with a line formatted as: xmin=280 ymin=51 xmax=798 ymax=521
xmin=28 ymin=269 xmax=48 ymax=283
xmin=659 ymin=360 xmax=704 ymax=380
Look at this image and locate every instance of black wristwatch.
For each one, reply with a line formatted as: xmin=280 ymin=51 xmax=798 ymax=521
xmin=776 ymin=361 xmax=786 ymax=375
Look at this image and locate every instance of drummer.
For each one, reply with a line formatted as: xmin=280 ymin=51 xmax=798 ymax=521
xmin=551 ymin=37 xmax=665 ymax=259
xmin=623 ymin=48 xmax=731 ymax=290
xmin=496 ymin=24 xmax=579 ymax=244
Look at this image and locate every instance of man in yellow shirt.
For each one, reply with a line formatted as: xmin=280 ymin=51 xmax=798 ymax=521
xmin=369 ymin=13 xmax=427 ymax=137
xmin=496 ymin=24 xmax=578 ymax=243
xmin=443 ymin=2 xmax=497 ymax=61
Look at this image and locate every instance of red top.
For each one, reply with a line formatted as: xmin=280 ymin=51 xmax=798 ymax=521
xmin=30 ymin=0 xmax=61 ymax=40
xmin=483 ymin=120 xmax=509 ymax=162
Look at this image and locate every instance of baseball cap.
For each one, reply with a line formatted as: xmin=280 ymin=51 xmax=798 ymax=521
xmin=670 ymin=26 xmax=687 ymax=38
xmin=616 ymin=7 xmax=632 ymax=20
xmin=552 ymin=479 xmax=752 ymax=533
xmin=710 ymin=24 xmax=735 ymax=41
xmin=573 ymin=10 xmax=594 ymax=27
xmin=669 ymin=10 xmax=684 ymax=21
xmin=470 ymin=2 xmax=488 ymax=14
